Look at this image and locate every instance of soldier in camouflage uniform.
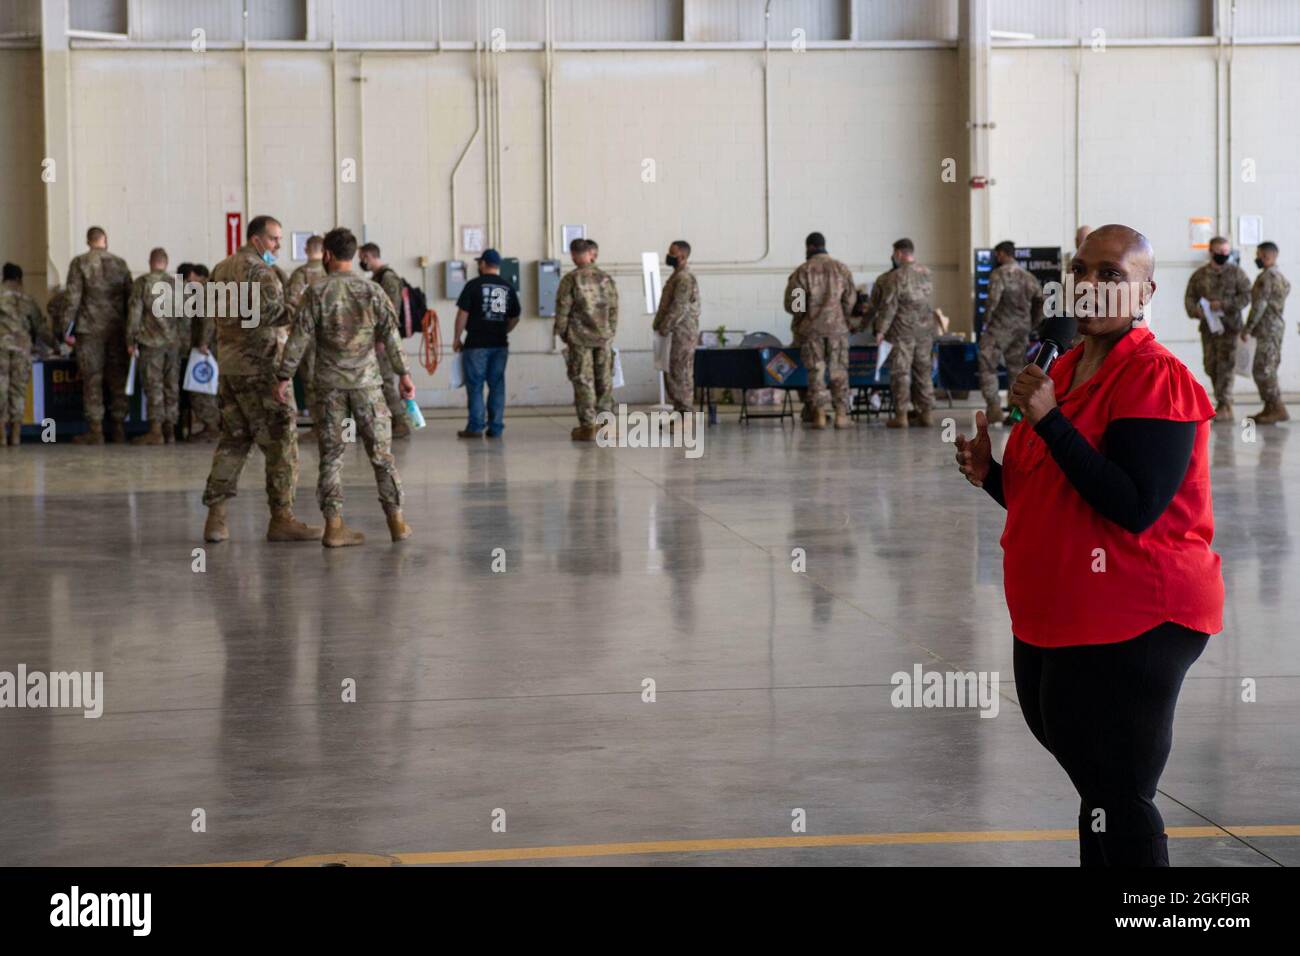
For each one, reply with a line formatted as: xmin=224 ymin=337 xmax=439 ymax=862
xmin=554 ymin=238 xmax=619 ymax=441
xmin=285 ymin=236 xmax=327 ymax=421
xmin=1183 ymin=237 xmax=1252 ymax=421
xmin=358 ymin=243 xmax=412 ymax=438
xmin=200 ymin=215 xmax=321 ymax=544
xmin=1242 ymin=241 xmax=1292 ymax=424
xmin=277 ymin=228 xmax=415 ymax=547
xmin=184 ymin=264 xmax=220 ymax=441
xmin=126 ymin=247 xmax=179 ymax=445
xmin=784 ymin=232 xmax=855 ymax=429
xmin=0 ymin=263 xmax=53 ymax=446
xmin=652 ymin=240 xmax=700 ymax=415
xmin=873 ymin=238 xmax=935 ymax=428
xmin=980 ymin=241 xmax=1044 ymax=424
xmin=65 ymin=227 xmax=132 ymax=444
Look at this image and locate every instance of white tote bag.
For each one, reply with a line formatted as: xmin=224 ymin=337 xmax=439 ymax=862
xmin=183 ymin=349 xmax=220 ymax=395
xmin=1235 ymin=336 xmax=1256 ymax=379
xmin=611 ymin=347 xmax=625 ymax=389
xmin=447 ymin=351 xmax=465 ymax=389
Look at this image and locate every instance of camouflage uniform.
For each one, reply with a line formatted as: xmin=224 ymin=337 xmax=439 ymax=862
xmin=784 ymin=252 xmax=855 ymax=415
xmin=873 ymin=261 xmax=935 ymax=415
xmin=554 ymin=263 xmax=619 ymax=426
xmin=285 ymin=259 xmax=327 ymax=416
xmin=190 ymin=294 xmax=221 ymax=435
xmin=278 ymin=271 xmax=407 ymax=518
xmin=371 ymin=267 xmax=412 ymax=434
xmin=1243 ymin=265 xmax=1292 ymax=406
xmin=65 ymin=248 xmax=132 ymax=428
xmin=979 ymin=262 xmax=1043 ymax=406
xmin=0 ymin=283 xmax=52 ymax=429
xmin=127 ymin=269 xmax=181 ymax=427
xmin=201 ymin=244 xmax=300 ymax=510
xmin=1183 ymin=262 xmax=1252 ymax=407
xmin=652 ymin=265 xmax=700 ymax=413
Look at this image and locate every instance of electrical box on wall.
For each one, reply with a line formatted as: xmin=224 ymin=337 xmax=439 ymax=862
xmin=537 ymin=259 xmax=561 ymax=316
xmin=444 ymin=260 xmax=467 ymax=300
xmin=499 ymin=257 xmax=521 ymax=294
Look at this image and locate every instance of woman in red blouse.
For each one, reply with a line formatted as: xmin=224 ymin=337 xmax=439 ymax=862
xmin=955 ymin=225 xmax=1224 ymax=866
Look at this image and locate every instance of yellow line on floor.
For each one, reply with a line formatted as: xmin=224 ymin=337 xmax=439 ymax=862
xmin=188 ymin=824 xmax=1300 ymax=867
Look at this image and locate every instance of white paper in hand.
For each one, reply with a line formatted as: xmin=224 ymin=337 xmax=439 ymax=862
xmin=1199 ymin=297 xmax=1224 ymax=335
xmin=612 ymin=348 xmax=625 ymax=389
xmin=448 ymin=352 xmax=465 ymax=389
xmin=653 ymin=332 xmax=672 ymax=371
xmin=874 ymin=340 xmax=892 ymax=378
xmin=183 ymin=349 xmax=220 ymax=395
xmin=124 ymin=353 xmax=138 ymax=396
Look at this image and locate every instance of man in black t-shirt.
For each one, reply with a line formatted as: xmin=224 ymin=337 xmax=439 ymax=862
xmin=453 ymin=248 xmax=521 ymax=437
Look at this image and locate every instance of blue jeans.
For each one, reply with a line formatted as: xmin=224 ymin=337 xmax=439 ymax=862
xmin=462 ymin=347 xmax=508 ymax=434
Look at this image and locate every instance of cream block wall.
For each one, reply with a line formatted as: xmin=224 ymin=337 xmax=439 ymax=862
xmin=992 ymin=45 xmax=1300 ymax=397
xmin=44 ymin=46 xmax=967 ymax=407
xmin=0 ymin=51 xmax=48 ymax=294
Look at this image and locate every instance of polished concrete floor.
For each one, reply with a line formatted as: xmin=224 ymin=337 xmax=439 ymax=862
xmin=1 ymin=403 xmax=1296 ymax=867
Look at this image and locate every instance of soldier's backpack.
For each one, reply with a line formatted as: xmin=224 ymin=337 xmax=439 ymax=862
xmin=373 ymin=267 xmax=429 ymax=339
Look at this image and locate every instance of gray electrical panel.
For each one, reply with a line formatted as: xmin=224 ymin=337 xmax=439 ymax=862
xmin=537 ymin=259 xmax=561 ymax=316
xmin=444 ymin=260 xmax=467 ymax=300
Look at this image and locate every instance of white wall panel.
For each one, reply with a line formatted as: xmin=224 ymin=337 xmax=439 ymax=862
xmin=0 ymin=0 xmax=41 ymax=36
xmin=853 ymin=0 xmax=958 ymax=41
xmin=1231 ymin=0 xmax=1300 ymax=38
xmin=990 ymin=0 xmax=1210 ymax=39
xmin=72 ymin=0 xmax=128 ymax=34
xmin=0 ymin=51 xmax=47 ymax=290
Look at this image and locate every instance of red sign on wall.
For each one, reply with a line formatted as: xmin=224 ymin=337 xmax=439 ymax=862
xmin=226 ymin=213 xmax=242 ymax=256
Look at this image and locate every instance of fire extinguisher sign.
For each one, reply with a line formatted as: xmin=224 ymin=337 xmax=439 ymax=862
xmin=226 ymin=212 xmax=242 ymax=256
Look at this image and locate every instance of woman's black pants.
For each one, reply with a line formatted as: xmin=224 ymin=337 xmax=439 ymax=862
xmin=1013 ymin=623 xmax=1209 ymax=867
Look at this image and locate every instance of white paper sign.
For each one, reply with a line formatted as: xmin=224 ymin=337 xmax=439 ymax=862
xmin=653 ymin=332 xmax=672 ymax=371
xmin=642 ymin=252 xmax=662 ymax=315
xmin=612 ymin=348 xmax=625 ymax=389
xmin=1239 ymin=215 xmax=1263 ymax=247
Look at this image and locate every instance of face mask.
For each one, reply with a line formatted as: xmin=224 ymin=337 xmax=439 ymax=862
xmin=666 ymin=255 xmax=679 ymax=268
xmin=1212 ymin=253 xmax=1230 ymax=265
xmin=1255 ymin=257 xmax=1266 ymax=270
xmin=889 ymin=256 xmax=900 ymax=269
xmin=261 ymin=250 xmax=276 ymax=265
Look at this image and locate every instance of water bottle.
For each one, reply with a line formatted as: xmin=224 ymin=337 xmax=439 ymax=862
xmin=404 ymin=398 xmax=427 ymax=430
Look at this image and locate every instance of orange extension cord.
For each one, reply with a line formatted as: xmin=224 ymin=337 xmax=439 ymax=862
xmin=419 ymin=309 xmax=441 ymax=374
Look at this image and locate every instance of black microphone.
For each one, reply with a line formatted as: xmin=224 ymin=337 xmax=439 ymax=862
xmin=1007 ymin=313 xmax=1078 ymax=424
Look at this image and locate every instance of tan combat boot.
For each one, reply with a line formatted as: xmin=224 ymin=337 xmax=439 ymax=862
xmin=1253 ymin=402 xmax=1280 ymax=425
xmin=915 ymin=410 xmax=933 ymax=427
xmin=163 ymin=424 xmax=175 ymax=444
xmin=886 ymin=410 xmax=909 ymax=428
xmin=985 ymin=402 xmax=1005 ymax=425
xmin=132 ymin=421 xmax=164 ymax=445
xmin=810 ymin=407 xmax=827 ymax=430
xmin=72 ymin=423 xmax=104 ymax=445
xmin=386 ymin=509 xmax=413 ymax=542
xmin=322 ymin=514 xmax=365 ymax=548
xmin=110 ymin=420 xmax=127 ymax=443
xmin=203 ymin=501 xmax=229 ymax=543
xmin=266 ymin=507 xmax=324 ymax=542
xmin=10 ymin=422 xmax=20 ymax=446
xmin=834 ymin=410 xmax=852 ymax=429
xmin=1271 ymin=400 xmax=1291 ymax=422
xmin=392 ymin=418 xmax=412 ymax=440
xmin=0 ymin=421 xmax=11 ymax=446
xmin=1214 ymin=403 xmax=1235 ymax=423
xmin=571 ymin=424 xmax=596 ymax=441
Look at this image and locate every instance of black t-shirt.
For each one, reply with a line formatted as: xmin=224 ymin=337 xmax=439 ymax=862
xmin=457 ymin=275 xmax=521 ymax=349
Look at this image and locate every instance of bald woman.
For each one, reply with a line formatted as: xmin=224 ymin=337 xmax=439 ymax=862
xmin=956 ymin=225 xmax=1224 ymax=866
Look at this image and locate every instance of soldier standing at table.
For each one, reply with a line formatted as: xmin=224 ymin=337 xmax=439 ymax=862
xmin=64 ymin=226 xmax=132 ymax=444
xmin=979 ymin=240 xmax=1044 ymax=425
xmin=783 ymin=231 xmax=855 ymax=430
xmin=873 ymin=238 xmax=935 ymax=428
xmin=1182 ymin=236 xmax=1252 ymax=422
xmin=126 ymin=247 xmax=180 ymax=445
xmin=652 ymin=240 xmax=700 ymax=416
xmin=0 ymin=263 xmax=54 ymax=447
